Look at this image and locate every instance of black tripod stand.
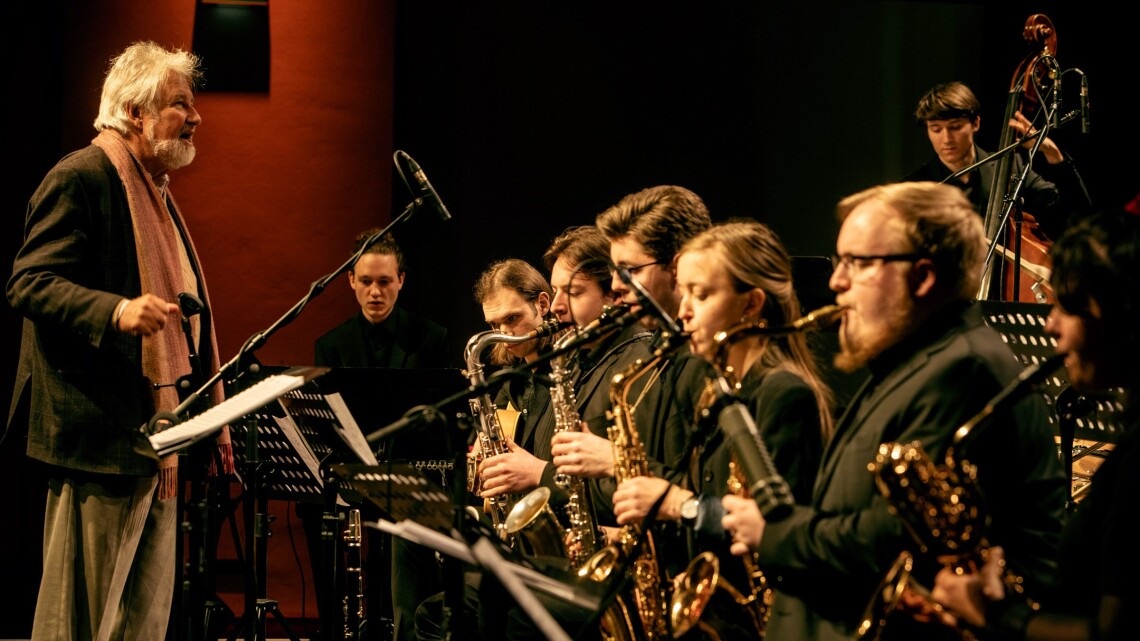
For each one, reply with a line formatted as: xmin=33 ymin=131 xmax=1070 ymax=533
xmin=168 ymin=292 xmax=235 ymax=641
xmin=226 ymin=393 xmax=303 ymax=641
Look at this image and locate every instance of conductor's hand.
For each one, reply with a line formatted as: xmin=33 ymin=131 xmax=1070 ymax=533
xmin=478 ymin=437 xmax=545 ymax=498
xmin=721 ymin=494 xmax=765 ymax=556
xmin=552 ymin=422 xmax=615 ymax=479
xmin=116 ymin=294 xmax=179 ymax=337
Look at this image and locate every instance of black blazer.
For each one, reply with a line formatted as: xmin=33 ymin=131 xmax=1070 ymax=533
xmin=313 ymin=305 xmax=449 ymax=369
xmin=756 ymin=303 xmax=1068 ymax=641
xmin=7 ymin=144 xmax=213 ymax=476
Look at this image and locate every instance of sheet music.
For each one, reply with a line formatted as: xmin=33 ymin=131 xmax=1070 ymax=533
xmin=148 ymin=372 xmax=309 ymax=457
xmin=370 ymin=519 xmax=599 ymax=610
xmin=325 ymin=392 xmax=379 ymax=465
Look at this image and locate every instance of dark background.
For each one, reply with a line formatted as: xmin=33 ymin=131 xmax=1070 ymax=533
xmin=389 ymin=1 xmax=1136 ymax=353
xmin=2 ymin=1 xmax=1136 ymax=636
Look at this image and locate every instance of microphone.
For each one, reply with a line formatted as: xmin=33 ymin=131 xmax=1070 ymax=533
xmin=1050 ymin=61 xmax=1062 ymax=129
xmin=401 ymin=152 xmax=452 ymax=221
xmin=1080 ymin=73 xmax=1090 ymax=134
xmin=178 ymin=292 xmax=204 ymax=318
xmin=612 ymin=264 xmax=683 ymax=335
xmin=718 ymin=398 xmax=794 ymax=521
xmin=952 ymin=352 xmax=1067 ymax=448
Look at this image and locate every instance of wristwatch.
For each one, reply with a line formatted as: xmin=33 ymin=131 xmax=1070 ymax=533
xmin=680 ymin=496 xmax=701 ymax=527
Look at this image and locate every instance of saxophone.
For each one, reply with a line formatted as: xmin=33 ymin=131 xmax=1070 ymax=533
xmin=857 ymin=352 xmax=1066 ymax=641
xmin=546 ymin=306 xmax=629 ymax=568
xmin=464 ymin=318 xmax=563 ymax=540
xmin=671 ymin=305 xmax=844 ymax=638
xmin=578 ymin=328 xmax=690 ymax=641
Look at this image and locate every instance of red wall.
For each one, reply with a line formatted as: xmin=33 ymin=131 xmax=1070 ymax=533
xmin=6 ymin=0 xmax=399 ymax=630
xmin=58 ymin=0 xmax=397 ymax=368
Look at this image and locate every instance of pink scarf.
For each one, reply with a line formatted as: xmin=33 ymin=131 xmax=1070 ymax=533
xmin=93 ymin=130 xmax=233 ymax=498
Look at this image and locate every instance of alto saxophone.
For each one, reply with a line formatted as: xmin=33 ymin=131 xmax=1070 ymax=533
xmin=670 ymin=305 xmax=844 ymax=638
xmin=578 ymin=329 xmax=690 ymax=641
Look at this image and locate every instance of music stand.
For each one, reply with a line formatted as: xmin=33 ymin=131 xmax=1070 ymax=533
xmin=980 ymin=301 xmax=1128 ymax=506
xmin=328 ymin=463 xmax=454 ymax=531
xmin=329 ymin=463 xmax=600 ymax=641
xmin=222 ymin=368 xmax=415 ymax=641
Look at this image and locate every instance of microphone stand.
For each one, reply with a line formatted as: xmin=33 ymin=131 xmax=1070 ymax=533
xmin=144 ymin=154 xmax=449 ymax=641
xmin=166 ymin=292 xmax=228 ymax=641
xmin=365 ymin=306 xmax=648 ymax=640
xmin=945 ymin=110 xmax=1077 ymax=303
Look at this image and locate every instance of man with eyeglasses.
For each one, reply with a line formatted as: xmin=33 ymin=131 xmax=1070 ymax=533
xmin=720 ymin=181 xmax=1067 ymax=641
xmin=547 ymin=185 xmax=716 ymax=587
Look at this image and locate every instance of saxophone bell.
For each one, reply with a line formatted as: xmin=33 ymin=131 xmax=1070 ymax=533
xmin=504 ymin=487 xmax=569 ymax=559
xmin=859 ymin=440 xmax=1038 ymax=641
xmin=669 ymin=551 xmax=720 ymax=637
xmin=667 ymin=307 xmax=848 ymax=639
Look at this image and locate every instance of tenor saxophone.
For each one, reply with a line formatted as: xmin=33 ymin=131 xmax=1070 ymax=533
xmin=669 ymin=307 xmax=845 ymax=639
xmin=464 ymin=318 xmax=563 ymax=540
xmin=578 ymin=329 xmax=689 ymax=641
xmin=857 ymin=353 xmax=1066 ymax=641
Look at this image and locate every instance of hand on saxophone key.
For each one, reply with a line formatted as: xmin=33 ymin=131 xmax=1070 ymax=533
xmin=551 ymin=422 xmax=615 ymax=478
xmin=478 ymin=437 xmax=547 ymax=498
xmin=721 ymin=494 xmax=765 ymax=556
xmin=930 ymin=546 xmax=1008 ymax=629
xmin=612 ymin=477 xmax=687 ymax=525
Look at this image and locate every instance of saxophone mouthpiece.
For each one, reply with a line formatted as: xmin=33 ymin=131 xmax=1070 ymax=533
xmin=792 ymin=304 xmax=847 ymax=331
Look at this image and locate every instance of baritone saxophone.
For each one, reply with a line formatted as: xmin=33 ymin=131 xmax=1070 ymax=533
xmin=857 ymin=352 xmax=1066 ymax=641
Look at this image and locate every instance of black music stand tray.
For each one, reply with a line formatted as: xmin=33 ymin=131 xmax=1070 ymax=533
xmin=980 ymin=301 xmax=1128 ymax=507
xmin=222 ymin=368 xmax=399 ymax=641
xmin=979 ymin=301 xmax=1127 ymax=443
xmin=329 ymin=463 xmax=600 ymax=641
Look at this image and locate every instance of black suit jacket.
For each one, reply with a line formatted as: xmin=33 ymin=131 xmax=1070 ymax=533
xmin=6 ymin=144 xmax=213 ymax=477
xmin=904 ymin=145 xmax=1091 ymax=240
xmin=314 ymin=306 xmax=449 ymax=369
xmin=756 ymin=302 xmax=1067 ymax=641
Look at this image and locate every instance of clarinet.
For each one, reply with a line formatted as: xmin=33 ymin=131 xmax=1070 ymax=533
xmin=343 ymin=508 xmax=364 ymax=640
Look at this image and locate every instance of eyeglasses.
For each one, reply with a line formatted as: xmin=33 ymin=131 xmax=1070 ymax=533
xmin=831 ymin=253 xmax=924 ymax=278
xmin=610 ymin=260 xmax=664 ymax=276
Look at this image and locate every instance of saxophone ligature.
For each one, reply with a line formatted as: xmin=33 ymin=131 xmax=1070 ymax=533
xmin=670 ymin=304 xmax=845 ymax=638
xmin=857 ymin=352 xmax=1066 ymax=641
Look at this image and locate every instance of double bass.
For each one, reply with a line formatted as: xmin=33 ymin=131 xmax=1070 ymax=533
xmin=978 ymin=14 xmax=1060 ymax=304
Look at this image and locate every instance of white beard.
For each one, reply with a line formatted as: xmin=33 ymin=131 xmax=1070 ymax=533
xmin=145 ymin=121 xmax=196 ymax=170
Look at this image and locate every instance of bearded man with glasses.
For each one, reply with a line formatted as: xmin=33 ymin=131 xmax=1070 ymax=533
xmin=720 ymin=181 xmax=1067 ymax=641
